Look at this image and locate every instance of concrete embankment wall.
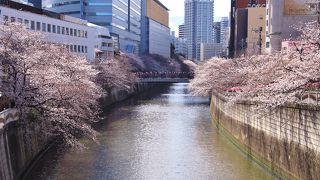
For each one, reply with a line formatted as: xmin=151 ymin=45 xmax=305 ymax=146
xmin=0 ymin=120 xmax=50 ymax=180
xmin=101 ymin=82 xmax=159 ymax=107
xmin=210 ymin=92 xmax=320 ymax=179
xmin=0 ymin=82 xmax=158 ymax=180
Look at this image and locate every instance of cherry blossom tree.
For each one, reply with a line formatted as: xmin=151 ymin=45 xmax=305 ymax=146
xmin=0 ymin=23 xmax=102 ymax=148
xmin=94 ymin=55 xmax=137 ymax=93
xmin=190 ymin=21 xmax=320 ymax=107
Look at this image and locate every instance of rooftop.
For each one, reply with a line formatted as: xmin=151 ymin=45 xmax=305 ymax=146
xmin=154 ymin=0 xmax=169 ymax=11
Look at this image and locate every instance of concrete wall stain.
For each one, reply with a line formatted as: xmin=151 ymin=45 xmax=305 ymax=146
xmin=210 ymin=92 xmax=320 ymax=180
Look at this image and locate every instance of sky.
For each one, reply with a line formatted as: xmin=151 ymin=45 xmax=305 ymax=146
xmin=159 ymin=0 xmax=231 ymax=36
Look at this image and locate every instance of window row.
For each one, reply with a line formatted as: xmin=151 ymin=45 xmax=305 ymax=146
xmin=3 ymin=15 xmax=88 ymax=38
xmin=66 ymin=44 xmax=88 ymax=54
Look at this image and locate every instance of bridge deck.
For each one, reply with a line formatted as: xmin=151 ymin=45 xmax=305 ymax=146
xmin=138 ymin=78 xmax=190 ymax=83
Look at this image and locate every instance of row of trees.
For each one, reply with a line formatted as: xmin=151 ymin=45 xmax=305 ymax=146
xmin=0 ymin=23 xmax=136 ymax=148
xmin=190 ymin=21 xmax=320 ymax=107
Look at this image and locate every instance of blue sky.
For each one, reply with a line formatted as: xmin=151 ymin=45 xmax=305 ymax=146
xmin=159 ymin=0 xmax=231 ymax=36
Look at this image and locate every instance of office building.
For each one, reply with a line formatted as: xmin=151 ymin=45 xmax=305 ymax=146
xmin=179 ymin=24 xmax=185 ymax=38
xmin=220 ymin=17 xmax=229 ymax=48
xmin=266 ymin=0 xmax=317 ymax=52
xmin=175 ymin=38 xmax=187 ymax=57
xmin=43 ymin=0 xmax=141 ymax=54
xmin=247 ymin=7 xmax=266 ymax=55
xmin=185 ymin=0 xmax=214 ymax=61
xmin=213 ymin=21 xmax=221 ymax=43
xmin=0 ymin=1 xmax=114 ymax=62
xmin=141 ymin=0 xmax=170 ymax=58
xmin=229 ymin=0 xmax=266 ymax=57
xmin=200 ymin=43 xmax=223 ymax=61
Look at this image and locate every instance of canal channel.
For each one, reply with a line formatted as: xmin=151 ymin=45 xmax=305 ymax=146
xmin=26 ymin=83 xmax=274 ymax=180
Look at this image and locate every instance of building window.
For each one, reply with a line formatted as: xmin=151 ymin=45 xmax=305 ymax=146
xmin=42 ymin=23 xmax=46 ymax=32
xmin=78 ymin=30 xmax=81 ymax=37
xmin=70 ymin=28 xmax=73 ymax=36
xmin=62 ymin=27 xmax=65 ymax=34
xmin=18 ymin=18 xmax=22 ymax=23
xmin=78 ymin=45 xmax=80 ymax=52
xmin=85 ymin=46 xmax=87 ymax=53
xmin=266 ymin=42 xmax=270 ymax=48
xmin=30 ymin=21 xmax=35 ymax=30
xmin=24 ymin=20 xmax=29 ymax=28
xmin=47 ymin=24 xmax=51 ymax=33
xmin=3 ymin=15 xmax=8 ymax=21
xmin=84 ymin=31 xmax=87 ymax=38
xmin=74 ymin=29 xmax=77 ymax=37
xmin=10 ymin=17 xmax=16 ymax=22
xmin=57 ymin=26 xmax=61 ymax=34
xmin=36 ymin=22 xmax=41 ymax=31
xmin=73 ymin=45 xmax=77 ymax=52
xmin=81 ymin=46 xmax=84 ymax=53
xmin=52 ymin=25 xmax=56 ymax=33
xmin=66 ymin=27 xmax=69 ymax=35
xmin=70 ymin=45 xmax=73 ymax=52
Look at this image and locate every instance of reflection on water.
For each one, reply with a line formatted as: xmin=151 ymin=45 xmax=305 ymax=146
xmin=26 ymin=83 xmax=274 ymax=180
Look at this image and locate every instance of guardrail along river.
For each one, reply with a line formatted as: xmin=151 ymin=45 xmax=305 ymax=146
xmin=26 ymin=83 xmax=273 ymax=180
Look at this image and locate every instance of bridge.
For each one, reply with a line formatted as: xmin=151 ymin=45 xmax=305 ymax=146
xmin=138 ymin=78 xmax=189 ymax=83
xmin=134 ymin=71 xmax=193 ymax=83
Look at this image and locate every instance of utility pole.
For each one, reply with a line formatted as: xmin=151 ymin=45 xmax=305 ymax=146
xmin=258 ymin=27 xmax=262 ymax=55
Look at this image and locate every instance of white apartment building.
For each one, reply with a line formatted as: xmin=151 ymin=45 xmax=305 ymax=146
xmin=0 ymin=2 xmax=114 ymax=62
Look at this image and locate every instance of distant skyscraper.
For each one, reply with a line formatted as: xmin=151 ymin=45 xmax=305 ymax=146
xmin=213 ymin=21 xmax=221 ymax=43
xmin=220 ymin=17 xmax=229 ymax=45
xmin=185 ymin=0 xmax=214 ymax=61
xmin=179 ymin=24 xmax=185 ymax=38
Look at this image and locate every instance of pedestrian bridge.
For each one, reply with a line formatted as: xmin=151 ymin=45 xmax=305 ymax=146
xmin=135 ymin=72 xmax=193 ymax=83
xmin=138 ymin=78 xmax=190 ymax=83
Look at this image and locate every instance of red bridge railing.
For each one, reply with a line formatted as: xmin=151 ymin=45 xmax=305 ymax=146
xmin=134 ymin=72 xmax=194 ymax=79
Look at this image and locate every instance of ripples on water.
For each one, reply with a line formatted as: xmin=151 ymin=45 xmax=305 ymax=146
xmin=26 ymin=83 xmax=274 ymax=180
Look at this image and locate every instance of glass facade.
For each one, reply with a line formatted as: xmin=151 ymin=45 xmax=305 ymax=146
xmin=44 ymin=0 xmax=141 ymax=54
xmin=185 ymin=0 xmax=214 ymax=61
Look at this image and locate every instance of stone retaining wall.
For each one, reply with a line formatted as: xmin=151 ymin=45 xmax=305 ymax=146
xmin=210 ymin=92 xmax=320 ymax=180
xmin=0 ymin=121 xmax=50 ymax=180
xmin=0 ymin=82 xmax=159 ymax=180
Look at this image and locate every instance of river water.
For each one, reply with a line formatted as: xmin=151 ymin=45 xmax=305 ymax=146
xmin=26 ymin=83 xmax=274 ymax=180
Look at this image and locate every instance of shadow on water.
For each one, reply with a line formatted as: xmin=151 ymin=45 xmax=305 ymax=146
xmin=25 ymin=83 xmax=274 ymax=180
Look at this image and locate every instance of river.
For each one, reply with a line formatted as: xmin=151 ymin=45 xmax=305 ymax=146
xmin=26 ymin=83 xmax=274 ymax=180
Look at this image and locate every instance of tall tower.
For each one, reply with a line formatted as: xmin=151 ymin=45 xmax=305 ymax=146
xmin=185 ymin=0 xmax=214 ymax=61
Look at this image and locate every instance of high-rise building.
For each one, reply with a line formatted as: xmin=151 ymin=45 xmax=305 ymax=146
xmin=220 ymin=17 xmax=229 ymax=45
xmin=179 ymin=24 xmax=185 ymax=38
xmin=185 ymin=0 xmax=214 ymax=61
xmin=140 ymin=0 xmax=170 ymax=58
xmin=213 ymin=21 xmax=221 ymax=43
xmin=43 ymin=0 xmax=141 ymax=54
